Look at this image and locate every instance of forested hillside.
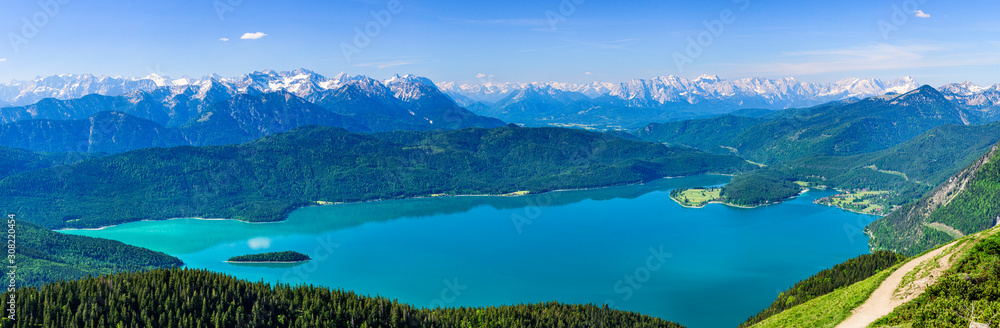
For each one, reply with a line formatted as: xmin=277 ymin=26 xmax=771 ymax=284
xmin=0 ymin=146 xmax=51 ymax=180
xmin=0 ymin=268 xmax=685 ymax=328
xmin=638 ymin=86 xmax=971 ymax=164
xmin=637 ymin=115 xmax=766 ymax=154
xmin=0 ymin=125 xmax=754 ymax=229
xmin=13 ymin=220 xmax=182 ymax=287
xmin=868 ymin=142 xmax=1000 ymax=255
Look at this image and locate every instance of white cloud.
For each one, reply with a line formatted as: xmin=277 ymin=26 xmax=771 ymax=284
xmin=0 ymin=58 xmax=6 ymax=62
xmin=247 ymin=237 xmax=271 ymax=250
xmin=585 ymin=72 xmax=592 ymax=75
xmin=240 ymin=32 xmax=268 ymax=40
xmin=914 ymin=10 xmax=930 ymax=18
xmin=219 ymin=37 xmax=229 ymax=42
xmin=476 ymin=73 xmax=487 ymax=78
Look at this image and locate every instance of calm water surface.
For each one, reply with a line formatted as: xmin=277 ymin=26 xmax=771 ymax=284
xmin=64 ymin=175 xmax=877 ymax=328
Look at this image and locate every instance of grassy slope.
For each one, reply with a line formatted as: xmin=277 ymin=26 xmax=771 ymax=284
xmin=749 ymin=266 xmax=898 ymax=328
xmin=739 ymin=251 xmax=906 ymax=327
xmin=872 ymin=228 xmax=1000 ymax=327
xmin=753 ymin=227 xmax=1000 ymax=328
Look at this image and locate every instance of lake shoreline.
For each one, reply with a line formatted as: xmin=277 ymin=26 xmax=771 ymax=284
xmin=53 ymin=173 xmax=736 ymax=232
xmin=671 ymin=187 xmax=812 ymax=209
xmin=224 ymin=260 xmax=311 ymax=264
xmin=58 ymin=174 xmax=735 ymax=232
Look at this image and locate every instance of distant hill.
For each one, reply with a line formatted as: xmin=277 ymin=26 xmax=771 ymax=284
xmin=14 ymin=220 xmax=182 ymax=287
xmin=0 ymin=125 xmax=754 ymax=229
xmin=638 ymin=86 xmax=973 ymax=163
xmin=637 ymin=115 xmax=767 ymax=154
xmin=0 ymin=146 xmax=52 ymax=180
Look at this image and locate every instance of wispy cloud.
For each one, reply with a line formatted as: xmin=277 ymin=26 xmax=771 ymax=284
xmin=476 ymin=73 xmax=487 ymax=78
xmin=240 ymin=32 xmax=268 ymax=40
xmin=0 ymin=58 xmax=6 ymax=62
xmin=445 ymin=17 xmax=550 ymax=27
xmin=741 ymin=42 xmax=1000 ymax=76
xmin=219 ymin=37 xmax=230 ymax=42
xmin=355 ymin=61 xmax=413 ymax=69
xmin=914 ymin=10 xmax=930 ymax=18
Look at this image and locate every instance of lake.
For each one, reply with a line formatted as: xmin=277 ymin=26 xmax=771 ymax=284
xmin=63 ymin=175 xmax=877 ymax=328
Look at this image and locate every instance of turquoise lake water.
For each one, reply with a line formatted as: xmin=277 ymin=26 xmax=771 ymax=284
xmin=63 ymin=175 xmax=878 ymax=328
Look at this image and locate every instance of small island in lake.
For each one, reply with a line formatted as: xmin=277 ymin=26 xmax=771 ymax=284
xmin=227 ymin=251 xmax=311 ymax=263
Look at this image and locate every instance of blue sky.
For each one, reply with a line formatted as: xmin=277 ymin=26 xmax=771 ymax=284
xmin=1 ymin=0 xmax=998 ymax=86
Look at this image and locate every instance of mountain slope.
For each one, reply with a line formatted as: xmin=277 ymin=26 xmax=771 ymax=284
xmin=179 ymin=91 xmax=368 ymax=146
xmin=0 ymin=92 xmax=372 ymax=153
xmin=868 ymin=139 xmax=1000 ymax=255
xmin=0 ymin=94 xmax=137 ymax=124
xmin=940 ymin=82 xmax=1000 ymax=122
xmin=0 ymin=125 xmax=754 ymax=229
xmin=14 ymin=220 xmax=183 ymax=287
xmin=480 ymin=85 xmax=592 ymax=123
xmin=315 ymin=76 xmax=504 ymax=132
xmin=385 ymin=74 xmax=506 ymax=130
xmin=0 ymin=111 xmax=189 ymax=153
xmin=731 ymin=86 xmax=969 ymax=163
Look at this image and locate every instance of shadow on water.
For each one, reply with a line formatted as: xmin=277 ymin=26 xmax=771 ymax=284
xmin=62 ymin=175 xmax=731 ymax=254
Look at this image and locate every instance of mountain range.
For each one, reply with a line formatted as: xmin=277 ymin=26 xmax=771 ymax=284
xmin=4 ymin=71 xmax=999 ymax=129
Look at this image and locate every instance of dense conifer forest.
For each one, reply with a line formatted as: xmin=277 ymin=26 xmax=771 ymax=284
xmin=0 ymin=268 xmax=685 ymax=328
